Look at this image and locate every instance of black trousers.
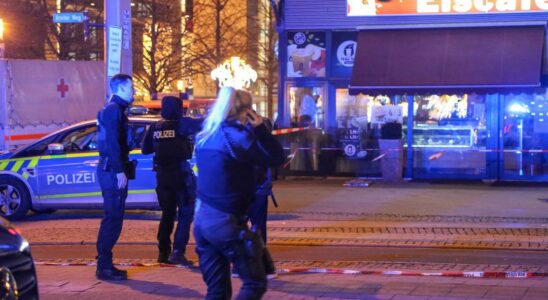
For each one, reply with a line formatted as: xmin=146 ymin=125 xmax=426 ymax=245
xmin=96 ymin=169 xmax=128 ymax=269
xmin=194 ymin=201 xmax=267 ymax=300
xmin=247 ymin=193 xmax=268 ymax=243
xmin=156 ymin=166 xmax=195 ymax=255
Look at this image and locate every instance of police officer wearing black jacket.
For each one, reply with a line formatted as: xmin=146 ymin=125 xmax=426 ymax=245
xmin=96 ymin=74 xmax=135 ymax=281
xmin=142 ymin=96 xmax=202 ymax=266
xmin=194 ymin=88 xmax=285 ymax=300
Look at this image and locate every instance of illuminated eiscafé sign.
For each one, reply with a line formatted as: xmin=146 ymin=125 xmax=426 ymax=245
xmin=347 ymin=0 xmax=548 ymax=16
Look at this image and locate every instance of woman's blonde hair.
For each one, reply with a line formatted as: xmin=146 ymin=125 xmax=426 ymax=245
xmin=196 ymin=87 xmax=252 ymax=147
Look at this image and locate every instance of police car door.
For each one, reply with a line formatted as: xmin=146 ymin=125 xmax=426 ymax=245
xmin=36 ymin=125 xmax=102 ymax=206
xmin=125 ymin=122 xmax=157 ymax=207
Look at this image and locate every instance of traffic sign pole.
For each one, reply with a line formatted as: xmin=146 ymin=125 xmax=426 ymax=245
xmin=105 ymin=0 xmax=132 ymax=100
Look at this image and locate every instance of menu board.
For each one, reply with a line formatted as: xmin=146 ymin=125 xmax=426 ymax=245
xmin=371 ymin=106 xmax=403 ymax=125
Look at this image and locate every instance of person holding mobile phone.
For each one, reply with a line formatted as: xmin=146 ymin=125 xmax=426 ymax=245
xmin=193 ymin=87 xmax=285 ymax=299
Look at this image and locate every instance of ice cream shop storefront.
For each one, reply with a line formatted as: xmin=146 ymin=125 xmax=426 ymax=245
xmin=276 ymin=0 xmax=548 ymax=181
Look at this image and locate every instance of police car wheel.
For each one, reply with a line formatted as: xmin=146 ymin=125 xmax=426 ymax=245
xmin=0 ymin=176 xmax=31 ymax=221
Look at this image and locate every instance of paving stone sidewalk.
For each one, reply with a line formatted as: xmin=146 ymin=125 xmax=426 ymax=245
xmin=38 ymin=265 xmax=548 ymax=300
xmin=14 ymin=180 xmax=548 ymax=250
xmin=26 ymin=180 xmax=548 ymax=299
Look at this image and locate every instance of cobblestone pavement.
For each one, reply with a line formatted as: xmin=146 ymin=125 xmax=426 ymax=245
xmin=15 ymin=180 xmax=548 ymax=299
xmin=18 ymin=218 xmax=548 ymax=250
xmin=38 ymin=265 xmax=548 ymax=300
xmin=269 ymin=212 xmax=548 ymax=224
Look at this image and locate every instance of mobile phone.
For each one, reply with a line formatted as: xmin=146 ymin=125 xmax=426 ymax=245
xmin=246 ymin=111 xmax=255 ymax=122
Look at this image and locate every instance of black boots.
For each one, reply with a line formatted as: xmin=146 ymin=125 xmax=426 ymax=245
xmin=96 ymin=255 xmax=128 ymax=281
xmin=168 ymin=250 xmax=194 ymax=267
xmin=158 ymin=250 xmax=194 ymax=267
xmin=157 ymin=251 xmax=170 ymax=264
xmin=96 ymin=266 xmax=128 ymax=281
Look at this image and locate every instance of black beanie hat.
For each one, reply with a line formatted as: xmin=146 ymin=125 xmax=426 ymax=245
xmin=161 ymin=96 xmax=183 ymax=120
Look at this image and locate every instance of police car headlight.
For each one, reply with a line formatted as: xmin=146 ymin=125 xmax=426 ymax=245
xmin=19 ymin=238 xmax=30 ymax=253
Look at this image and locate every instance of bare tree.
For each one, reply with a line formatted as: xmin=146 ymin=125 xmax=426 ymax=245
xmin=132 ymin=0 xmax=188 ymax=96
xmin=186 ymin=0 xmax=248 ymax=78
xmin=24 ymin=0 xmax=103 ymax=60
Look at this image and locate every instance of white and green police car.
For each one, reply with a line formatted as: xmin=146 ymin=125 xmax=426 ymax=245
xmin=0 ymin=116 xmax=165 ymax=220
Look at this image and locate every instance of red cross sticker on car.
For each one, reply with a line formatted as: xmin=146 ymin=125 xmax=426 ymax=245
xmin=57 ymin=78 xmax=69 ymax=98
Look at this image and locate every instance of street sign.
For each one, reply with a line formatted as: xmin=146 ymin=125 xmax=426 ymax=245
xmin=106 ymin=26 xmax=122 ymax=77
xmin=53 ymin=12 xmax=86 ymax=23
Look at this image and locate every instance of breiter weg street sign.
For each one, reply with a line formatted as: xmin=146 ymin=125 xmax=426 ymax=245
xmin=53 ymin=12 xmax=86 ymax=23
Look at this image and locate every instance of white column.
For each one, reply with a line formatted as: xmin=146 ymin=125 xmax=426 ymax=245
xmin=0 ymin=18 xmax=5 ymax=58
xmin=104 ymin=0 xmax=132 ymax=99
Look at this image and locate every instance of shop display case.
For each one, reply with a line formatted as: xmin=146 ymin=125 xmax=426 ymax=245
xmin=412 ymin=126 xmax=475 ymax=148
xmin=411 ymin=125 xmax=486 ymax=174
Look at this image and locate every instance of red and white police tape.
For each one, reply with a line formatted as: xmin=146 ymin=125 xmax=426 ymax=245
xmin=271 ymin=127 xmax=308 ymax=135
xmin=33 ymin=260 xmax=547 ymax=279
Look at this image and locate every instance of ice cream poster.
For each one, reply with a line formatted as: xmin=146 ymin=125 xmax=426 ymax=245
xmin=287 ymin=31 xmax=326 ymax=78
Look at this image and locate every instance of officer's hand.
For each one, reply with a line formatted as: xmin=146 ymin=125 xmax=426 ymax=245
xmin=246 ymin=109 xmax=264 ymax=128
xmin=116 ymin=172 xmax=128 ymax=189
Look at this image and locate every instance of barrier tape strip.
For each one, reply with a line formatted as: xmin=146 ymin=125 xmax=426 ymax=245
xmin=278 ymin=268 xmax=548 ymax=278
xmin=33 ymin=261 xmax=548 ymax=279
xmin=283 ymin=147 xmax=548 ymax=154
xmin=282 ymin=149 xmax=299 ymax=168
xmin=272 ymin=127 xmax=309 ymax=135
xmin=283 ymin=147 xmax=547 ymax=162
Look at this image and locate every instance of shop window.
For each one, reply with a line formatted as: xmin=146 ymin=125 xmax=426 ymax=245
xmin=503 ymin=93 xmax=548 ymax=177
xmin=289 ymin=86 xmax=325 ymax=128
xmin=412 ymin=94 xmax=487 ymax=177
xmin=334 ymin=89 xmax=407 ymax=176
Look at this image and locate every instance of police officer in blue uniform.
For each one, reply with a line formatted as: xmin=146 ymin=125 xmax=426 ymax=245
xmin=194 ymin=88 xmax=285 ymax=299
xmin=96 ymin=74 xmax=135 ymax=281
xmin=249 ymin=119 xmax=275 ymax=246
xmin=142 ymin=96 xmax=202 ymax=266
xmin=233 ymin=119 xmax=277 ymax=279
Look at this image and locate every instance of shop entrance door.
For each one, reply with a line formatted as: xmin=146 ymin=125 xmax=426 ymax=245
xmin=283 ymin=83 xmax=327 ymax=175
